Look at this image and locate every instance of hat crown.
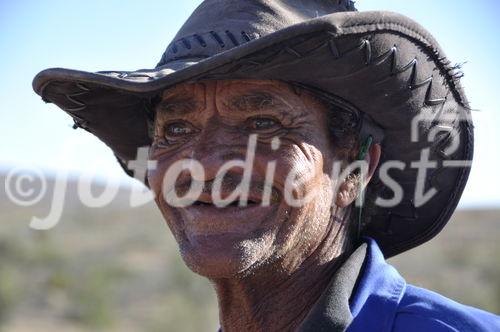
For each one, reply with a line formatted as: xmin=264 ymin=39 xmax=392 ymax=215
xmin=157 ymin=0 xmax=356 ymax=67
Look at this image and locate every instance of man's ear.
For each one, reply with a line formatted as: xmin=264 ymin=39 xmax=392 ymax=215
xmin=335 ymin=143 xmax=381 ymax=208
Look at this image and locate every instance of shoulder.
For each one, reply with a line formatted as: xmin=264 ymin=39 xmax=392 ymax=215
xmin=392 ymin=284 xmax=500 ymax=332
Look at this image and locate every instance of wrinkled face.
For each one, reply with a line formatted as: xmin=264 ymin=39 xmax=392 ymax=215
xmin=148 ymin=79 xmax=345 ymax=278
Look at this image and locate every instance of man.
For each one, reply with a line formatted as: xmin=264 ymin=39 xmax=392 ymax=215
xmin=33 ymin=0 xmax=499 ymax=331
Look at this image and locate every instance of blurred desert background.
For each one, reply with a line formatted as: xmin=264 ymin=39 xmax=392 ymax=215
xmin=0 ymin=174 xmax=499 ymax=332
xmin=1 ymin=1 xmax=499 ymax=331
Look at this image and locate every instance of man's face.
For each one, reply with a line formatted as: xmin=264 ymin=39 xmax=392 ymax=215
xmin=148 ymin=80 xmax=346 ymax=278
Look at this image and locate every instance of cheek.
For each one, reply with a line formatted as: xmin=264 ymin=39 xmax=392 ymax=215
xmin=272 ymin=143 xmax=327 ymax=202
xmin=147 ymin=161 xmax=165 ymax=198
xmin=147 ymin=154 xmax=179 ymax=201
xmin=147 ymin=141 xmax=198 ymax=197
xmin=147 ymin=166 xmax=160 ymax=197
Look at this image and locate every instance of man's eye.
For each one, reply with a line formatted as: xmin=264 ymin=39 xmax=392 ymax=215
xmin=165 ymin=122 xmax=195 ymax=137
xmin=247 ymin=117 xmax=280 ymax=131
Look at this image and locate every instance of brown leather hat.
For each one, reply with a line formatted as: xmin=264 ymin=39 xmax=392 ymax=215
xmin=32 ymin=0 xmax=473 ymax=257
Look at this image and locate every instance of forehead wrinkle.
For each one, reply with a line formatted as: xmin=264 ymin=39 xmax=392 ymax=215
xmin=225 ymin=91 xmax=291 ymax=114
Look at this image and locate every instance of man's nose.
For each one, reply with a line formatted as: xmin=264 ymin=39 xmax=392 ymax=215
xmin=191 ymin=119 xmax=247 ymax=181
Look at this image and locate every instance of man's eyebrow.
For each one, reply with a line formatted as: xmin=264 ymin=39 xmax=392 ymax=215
xmin=155 ymin=97 xmax=200 ymax=116
xmin=227 ymin=92 xmax=284 ymax=112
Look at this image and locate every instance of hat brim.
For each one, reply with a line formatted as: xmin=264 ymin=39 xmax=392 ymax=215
xmin=32 ymin=11 xmax=473 ymax=257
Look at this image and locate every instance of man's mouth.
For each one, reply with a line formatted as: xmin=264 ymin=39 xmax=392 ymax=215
xmin=188 ymin=191 xmax=265 ymax=208
xmin=175 ymin=191 xmax=279 ymax=237
xmin=179 ymin=199 xmax=274 ymax=237
xmin=192 ymin=198 xmax=261 ymax=208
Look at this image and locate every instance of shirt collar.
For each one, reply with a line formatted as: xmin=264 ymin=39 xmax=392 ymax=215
xmin=298 ymin=242 xmax=367 ymax=332
xmin=347 ymin=237 xmax=406 ymax=332
xmin=299 ymin=238 xmax=407 ymax=332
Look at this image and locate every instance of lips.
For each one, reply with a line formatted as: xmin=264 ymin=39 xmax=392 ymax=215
xmin=190 ymin=191 xmax=263 ymax=207
xmin=177 ymin=191 xmax=278 ymax=237
xmin=192 ymin=200 xmax=259 ymax=207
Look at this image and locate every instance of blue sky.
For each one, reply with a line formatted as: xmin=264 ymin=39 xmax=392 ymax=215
xmin=1 ymin=0 xmax=499 ymax=207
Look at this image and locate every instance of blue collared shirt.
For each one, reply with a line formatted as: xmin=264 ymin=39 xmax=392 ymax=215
xmin=348 ymin=238 xmax=500 ymax=332
xmin=219 ymin=238 xmax=499 ymax=332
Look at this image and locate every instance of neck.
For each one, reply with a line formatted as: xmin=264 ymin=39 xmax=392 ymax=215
xmin=213 ymin=218 xmax=352 ymax=332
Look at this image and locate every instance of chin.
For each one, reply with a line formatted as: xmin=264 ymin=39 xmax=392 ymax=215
xmin=177 ymin=230 xmax=274 ymax=279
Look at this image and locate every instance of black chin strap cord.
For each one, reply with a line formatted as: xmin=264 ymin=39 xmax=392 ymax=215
xmin=356 ymin=135 xmax=373 ymax=239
